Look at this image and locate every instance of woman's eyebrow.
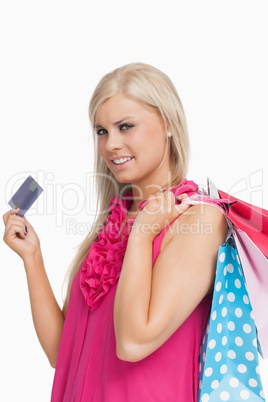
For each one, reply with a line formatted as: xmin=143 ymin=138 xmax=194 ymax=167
xmin=94 ymin=116 xmax=135 ymax=129
xmin=112 ymin=116 xmax=135 ymax=125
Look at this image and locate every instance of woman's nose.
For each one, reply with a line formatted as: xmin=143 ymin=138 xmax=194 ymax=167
xmin=105 ymin=130 xmax=123 ymax=151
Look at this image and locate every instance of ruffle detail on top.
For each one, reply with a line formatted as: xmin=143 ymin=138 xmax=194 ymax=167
xmin=80 ymin=178 xmax=200 ymax=311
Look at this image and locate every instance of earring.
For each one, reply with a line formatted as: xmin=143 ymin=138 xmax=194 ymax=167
xmin=167 ymin=132 xmax=172 ymax=137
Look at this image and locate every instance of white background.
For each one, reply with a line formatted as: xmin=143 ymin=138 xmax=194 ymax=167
xmin=0 ymin=1 xmax=267 ymax=401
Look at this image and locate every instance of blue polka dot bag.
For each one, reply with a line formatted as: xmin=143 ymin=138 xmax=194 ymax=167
xmin=198 ymin=235 xmax=265 ymax=401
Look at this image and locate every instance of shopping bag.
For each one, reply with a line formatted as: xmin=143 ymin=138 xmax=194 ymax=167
xmin=203 ymin=176 xmax=268 ymax=258
xmin=197 ymin=178 xmax=268 ymax=260
xmin=198 ymin=238 xmax=265 ymax=401
xmin=217 ymin=188 xmax=268 ymax=259
xmin=207 ymin=177 xmax=268 ymax=358
xmin=182 ymin=177 xmax=268 ymax=358
xmin=232 ymin=226 xmax=268 ymax=358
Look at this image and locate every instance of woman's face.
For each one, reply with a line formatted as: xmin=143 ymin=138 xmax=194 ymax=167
xmin=95 ymin=94 xmax=171 ymax=187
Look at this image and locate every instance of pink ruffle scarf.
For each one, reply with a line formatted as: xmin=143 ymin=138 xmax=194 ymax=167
xmin=79 ymin=178 xmax=201 ymax=311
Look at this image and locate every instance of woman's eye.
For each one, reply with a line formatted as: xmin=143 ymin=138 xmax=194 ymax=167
xmin=119 ymin=124 xmax=134 ymax=131
xmin=95 ymin=129 xmax=107 ymax=136
xmin=95 ymin=124 xmax=134 ymax=136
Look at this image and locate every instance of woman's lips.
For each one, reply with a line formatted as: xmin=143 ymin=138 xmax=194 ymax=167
xmin=112 ymin=157 xmax=135 ymax=170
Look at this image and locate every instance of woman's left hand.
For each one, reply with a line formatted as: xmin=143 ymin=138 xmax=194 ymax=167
xmin=130 ymin=191 xmax=192 ymax=241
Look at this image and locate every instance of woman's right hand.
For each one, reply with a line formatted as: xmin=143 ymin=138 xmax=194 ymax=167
xmin=2 ymin=207 xmax=41 ymax=262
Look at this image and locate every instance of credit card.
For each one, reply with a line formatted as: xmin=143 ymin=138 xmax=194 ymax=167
xmin=8 ymin=175 xmax=43 ymax=217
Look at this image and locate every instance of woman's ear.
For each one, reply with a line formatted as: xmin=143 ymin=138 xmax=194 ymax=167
xmin=165 ymin=118 xmax=172 ymax=132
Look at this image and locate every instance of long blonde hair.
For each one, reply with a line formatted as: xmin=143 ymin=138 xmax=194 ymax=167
xmin=62 ymin=62 xmax=190 ymax=313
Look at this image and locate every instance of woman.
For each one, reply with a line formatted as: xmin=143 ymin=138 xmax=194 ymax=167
xmin=3 ymin=62 xmax=229 ymax=401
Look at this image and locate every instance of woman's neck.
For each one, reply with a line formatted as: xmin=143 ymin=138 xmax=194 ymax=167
xmin=128 ymin=178 xmax=179 ymax=214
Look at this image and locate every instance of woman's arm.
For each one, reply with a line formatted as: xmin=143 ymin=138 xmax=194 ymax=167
xmin=23 ymin=251 xmax=65 ymax=368
xmin=3 ymin=208 xmax=64 ymax=368
xmin=114 ymin=203 xmax=228 ymax=362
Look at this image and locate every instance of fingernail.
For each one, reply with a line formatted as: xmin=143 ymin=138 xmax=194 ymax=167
xmin=25 ymin=225 xmax=28 ymax=233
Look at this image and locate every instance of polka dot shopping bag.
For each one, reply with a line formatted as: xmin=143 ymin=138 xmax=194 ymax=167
xmin=198 ymin=236 xmax=265 ymax=401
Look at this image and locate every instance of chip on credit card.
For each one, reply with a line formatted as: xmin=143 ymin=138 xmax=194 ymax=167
xmin=8 ymin=175 xmax=43 ymax=217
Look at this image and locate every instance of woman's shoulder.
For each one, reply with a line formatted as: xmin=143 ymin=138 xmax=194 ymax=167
xmin=162 ymin=202 xmax=229 ymax=253
xmin=180 ymin=201 xmax=227 ymax=221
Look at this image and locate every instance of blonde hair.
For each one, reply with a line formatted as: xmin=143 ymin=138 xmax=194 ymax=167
xmin=62 ymin=62 xmax=190 ymax=313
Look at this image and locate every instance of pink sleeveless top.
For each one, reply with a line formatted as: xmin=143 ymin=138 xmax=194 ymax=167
xmin=51 ymin=178 xmax=213 ymax=401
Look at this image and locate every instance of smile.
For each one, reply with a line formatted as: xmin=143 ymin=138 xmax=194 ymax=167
xmin=112 ymin=157 xmax=135 ymax=170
